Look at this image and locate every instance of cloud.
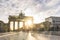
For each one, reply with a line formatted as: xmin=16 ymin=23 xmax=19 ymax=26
xmin=46 ymin=0 xmax=60 ymax=7
xmin=0 ymin=0 xmax=60 ymax=23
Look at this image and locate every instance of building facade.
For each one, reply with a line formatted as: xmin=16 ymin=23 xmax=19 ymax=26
xmin=45 ymin=16 xmax=60 ymax=31
xmin=0 ymin=21 xmax=9 ymax=32
xmin=45 ymin=17 xmax=60 ymax=27
xmin=0 ymin=21 xmax=4 ymax=32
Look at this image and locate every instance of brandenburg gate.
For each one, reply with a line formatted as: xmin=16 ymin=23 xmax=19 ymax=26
xmin=8 ymin=12 xmax=33 ymax=31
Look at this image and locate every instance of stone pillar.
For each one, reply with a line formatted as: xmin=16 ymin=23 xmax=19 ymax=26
xmin=23 ymin=21 xmax=25 ymax=30
xmin=18 ymin=21 xmax=19 ymax=31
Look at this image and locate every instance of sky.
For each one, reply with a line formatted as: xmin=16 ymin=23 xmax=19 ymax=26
xmin=0 ymin=0 xmax=60 ymax=24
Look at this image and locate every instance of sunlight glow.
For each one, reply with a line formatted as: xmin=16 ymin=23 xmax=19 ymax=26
xmin=25 ymin=20 xmax=33 ymax=29
xmin=33 ymin=15 xmax=41 ymax=24
xmin=15 ymin=21 xmax=18 ymax=30
xmin=26 ymin=32 xmax=36 ymax=40
xmin=25 ymin=20 xmax=32 ymax=26
xmin=19 ymin=22 xmax=23 ymax=28
xmin=10 ymin=21 xmax=13 ymax=30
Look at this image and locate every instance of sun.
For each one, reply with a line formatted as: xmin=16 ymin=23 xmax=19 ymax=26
xmin=25 ymin=20 xmax=32 ymax=26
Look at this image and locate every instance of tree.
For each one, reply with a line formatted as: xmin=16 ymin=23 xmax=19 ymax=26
xmin=43 ymin=21 xmax=51 ymax=31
